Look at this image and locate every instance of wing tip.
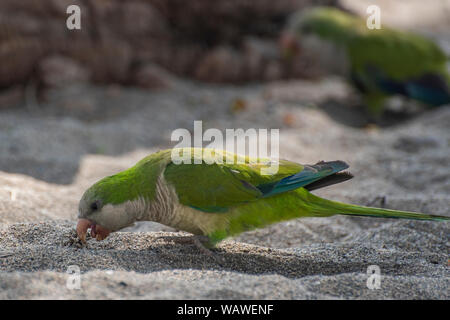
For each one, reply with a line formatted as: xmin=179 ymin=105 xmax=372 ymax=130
xmin=305 ymin=171 xmax=353 ymax=191
xmin=314 ymin=160 xmax=349 ymax=172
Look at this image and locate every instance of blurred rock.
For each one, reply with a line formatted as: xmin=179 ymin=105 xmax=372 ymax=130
xmin=0 ymin=39 xmax=45 ymax=87
xmin=194 ymin=46 xmax=243 ymax=82
xmin=0 ymin=0 xmax=341 ymax=91
xmin=132 ymin=63 xmax=173 ymax=89
xmin=152 ymin=0 xmax=340 ymax=44
xmin=38 ymin=55 xmax=91 ymax=88
xmin=120 ymin=1 xmax=169 ymax=38
xmin=394 ymin=136 xmax=440 ymax=153
xmin=242 ymin=37 xmax=282 ymax=81
xmin=0 ymin=86 xmax=24 ymax=110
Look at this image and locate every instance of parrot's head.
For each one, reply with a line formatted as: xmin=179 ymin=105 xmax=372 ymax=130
xmin=280 ymin=6 xmax=357 ymax=77
xmin=77 ymin=173 xmax=138 ymax=243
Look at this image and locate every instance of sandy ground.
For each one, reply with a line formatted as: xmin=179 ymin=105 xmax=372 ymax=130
xmin=0 ymin=75 xmax=448 ymax=299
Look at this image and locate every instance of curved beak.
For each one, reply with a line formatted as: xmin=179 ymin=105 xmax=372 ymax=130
xmin=76 ymin=218 xmax=111 ymax=243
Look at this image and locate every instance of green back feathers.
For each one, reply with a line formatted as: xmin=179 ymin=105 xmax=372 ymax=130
xmin=294 ymin=7 xmax=449 ymax=81
xmin=348 ymin=29 xmax=448 ymax=80
xmin=164 ymin=148 xmax=303 ymax=212
xmin=164 ymin=149 xmax=350 ymax=215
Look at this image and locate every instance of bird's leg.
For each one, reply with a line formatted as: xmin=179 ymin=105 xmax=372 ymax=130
xmin=192 ymin=236 xmax=217 ymax=255
xmin=366 ymin=195 xmax=386 ymax=208
xmin=161 ymin=234 xmax=225 ymax=264
xmin=193 ymin=236 xmax=226 ymax=265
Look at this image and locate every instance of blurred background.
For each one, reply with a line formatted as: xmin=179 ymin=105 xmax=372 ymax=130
xmin=0 ymin=0 xmax=449 ymax=300
xmin=0 ymin=0 xmax=449 ymax=209
xmin=1 ymin=0 xmax=449 ymax=113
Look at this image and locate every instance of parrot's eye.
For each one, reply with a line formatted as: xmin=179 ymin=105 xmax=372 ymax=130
xmin=90 ymin=201 xmax=100 ymax=211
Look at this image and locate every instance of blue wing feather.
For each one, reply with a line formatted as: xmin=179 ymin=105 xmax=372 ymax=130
xmin=353 ymin=66 xmax=450 ymax=106
xmin=257 ymin=160 xmax=349 ymax=197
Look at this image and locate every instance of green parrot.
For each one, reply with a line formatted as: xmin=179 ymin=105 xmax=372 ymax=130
xmin=281 ymin=6 xmax=450 ymax=116
xmin=76 ymin=148 xmax=448 ymax=249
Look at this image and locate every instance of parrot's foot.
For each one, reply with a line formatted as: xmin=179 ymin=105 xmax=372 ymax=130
xmin=366 ymin=195 xmax=386 ymax=208
xmin=192 ymin=236 xmax=225 ymax=264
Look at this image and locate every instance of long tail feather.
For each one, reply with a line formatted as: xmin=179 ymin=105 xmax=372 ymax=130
xmin=305 ymin=191 xmax=449 ymax=221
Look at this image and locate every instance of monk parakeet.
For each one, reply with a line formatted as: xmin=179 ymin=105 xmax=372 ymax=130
xmin=281 ymin=6 xmax=450 ymax=116
xmin=76 ymin=148 xmax=448 ymax=249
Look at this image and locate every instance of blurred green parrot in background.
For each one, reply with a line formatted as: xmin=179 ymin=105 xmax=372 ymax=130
xmin=281 ymin=6 xmax=450 ymax=117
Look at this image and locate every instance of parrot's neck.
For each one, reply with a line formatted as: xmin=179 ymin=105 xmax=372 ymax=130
xmin=138 ymin=174 xmax=178 ymax=226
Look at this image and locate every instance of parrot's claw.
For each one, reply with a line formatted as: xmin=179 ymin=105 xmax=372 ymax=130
xmin=161 ymin=235 xmax=225 ymax=265
xmin=192 ymin=236 xmax=225 ymax=263
xmin=192 ymin=236 xmax=225 ymax=264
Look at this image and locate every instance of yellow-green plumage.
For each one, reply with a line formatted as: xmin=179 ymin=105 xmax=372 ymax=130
xmin=79 ymin=148 xmax=449 ymax=246
xmin=208 ymin=187 xmax=447 ymax=245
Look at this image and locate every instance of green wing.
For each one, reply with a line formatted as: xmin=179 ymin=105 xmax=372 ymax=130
xmin=348 ymin=29 xmax=448 ymax=81
xmin=163 ymin=148 xmax=347 ymax=213
xmin=348 ymin=29 xmax=449 ymax=112
xmin=164 ymin=149 xmax=301 ymax=212
xmin=297 ymin=7 xmax=448 ymax=80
